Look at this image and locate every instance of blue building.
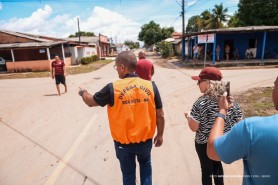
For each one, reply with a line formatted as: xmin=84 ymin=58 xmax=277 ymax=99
xmin=186 ymin=26 xmax=278 ymax=64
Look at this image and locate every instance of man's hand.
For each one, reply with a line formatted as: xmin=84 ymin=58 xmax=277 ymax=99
xmin=184 ymin=112 xmax=191 ymax=120
xmin=154 ymin=134 xmax=163 ymax=147
xmin=184 ymin=111 xmax=199 ymax=132
xmin=78 ymin=87 xmax=87 ymax=96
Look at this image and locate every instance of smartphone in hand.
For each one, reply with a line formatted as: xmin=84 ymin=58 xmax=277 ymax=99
xmin=226 ymin=82 xmax=230 ymax=97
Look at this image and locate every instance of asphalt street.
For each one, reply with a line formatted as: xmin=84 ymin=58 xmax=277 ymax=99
xmin=0 ymin=59 xmax=277 ymax=185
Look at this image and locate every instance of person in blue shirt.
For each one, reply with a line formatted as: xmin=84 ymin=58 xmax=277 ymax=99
xmin=207 ymin=76 xmax=278 ymax=185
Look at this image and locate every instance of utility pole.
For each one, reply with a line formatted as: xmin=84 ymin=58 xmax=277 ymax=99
xmin=77 ymin=17 xmax=81 ymax=44
xmin=181 ymin=0 xmax=185 ymax=61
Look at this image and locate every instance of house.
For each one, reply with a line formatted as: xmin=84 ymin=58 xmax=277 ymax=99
xmin=167 ymin=32 xmax=191 ymax=56
xmin=0 ymin=30 xmax=71 ymax=72
xmin=65 ymin=34 xmax=110 ymax=61
xmin=115 ymin=44 xmax=129 ymax=53
xmin=109 ymin=43 xmax=117 ymax=56
xmin=172 ymin=32 xmax=182 ymax=39
xmin=64 ymin=37 xmax=98 ymax=65
xmin=186 ymin=26 xmax=278 ymax=63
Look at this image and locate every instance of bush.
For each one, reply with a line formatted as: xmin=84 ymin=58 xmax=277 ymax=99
xmin=81 ymin=55 xmax=100 ymax=65
xmin=158 ymin=41 xmax=174 ymax=58
xmin=92 ymin=55 xmax=100 ymax=62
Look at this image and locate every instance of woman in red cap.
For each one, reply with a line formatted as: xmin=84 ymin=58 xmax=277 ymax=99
xmin=185 ymin=67 xmax=243 ymax=185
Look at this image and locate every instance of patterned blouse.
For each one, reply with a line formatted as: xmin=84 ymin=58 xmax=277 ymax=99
xmin=190 ymin=95 xmax=243 ymax=144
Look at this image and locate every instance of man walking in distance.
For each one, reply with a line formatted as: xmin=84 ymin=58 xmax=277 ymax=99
xmin=79 ymin=51 xmax=165 ymax=185
xmin=51 ymin=55 xmax=67 ymax=96
xmin=135 ymin=51 xmax=154 ymax=80
xmin=207 ymin=77 xmax=278 ymax=185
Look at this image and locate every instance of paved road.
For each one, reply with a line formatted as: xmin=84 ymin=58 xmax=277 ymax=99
xmin=0 ymin=59 xmax=277 ymax=185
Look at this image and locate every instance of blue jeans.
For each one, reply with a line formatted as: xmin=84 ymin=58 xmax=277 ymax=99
xmin=114 ymin=139 xmax=153 ymax=185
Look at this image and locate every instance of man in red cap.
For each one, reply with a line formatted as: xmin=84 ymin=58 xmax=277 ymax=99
xmin=185 ymin=67 xmax=243 ymax=185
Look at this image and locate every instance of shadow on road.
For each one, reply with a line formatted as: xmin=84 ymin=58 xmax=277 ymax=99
xmin=44 ymin=94 xmax=58 ymax=96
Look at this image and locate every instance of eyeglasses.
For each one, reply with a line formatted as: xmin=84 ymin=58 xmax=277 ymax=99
xmin=197 ymin=79 xmax=208 ymax=85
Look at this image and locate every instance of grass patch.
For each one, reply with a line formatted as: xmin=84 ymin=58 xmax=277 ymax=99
xmin=0 ymin=59 xmax=113 ymax=79
xmin=67 ymin=60 xmax=112 ymax=75
xmin=235 ymin=87 xmax=275 ymax=117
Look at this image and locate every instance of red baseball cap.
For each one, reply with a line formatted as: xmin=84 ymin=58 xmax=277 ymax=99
xmin=191 ymin=67 xmax=222 ymax=81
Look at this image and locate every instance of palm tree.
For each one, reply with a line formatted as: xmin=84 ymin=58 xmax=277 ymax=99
xmin=197 ymin=10 xmax=212 ymax=31
xmin=209 ymin=3 xmax=229 ymax=29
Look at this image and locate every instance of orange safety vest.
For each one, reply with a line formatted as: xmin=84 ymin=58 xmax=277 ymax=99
xmin=107 ymin=77 xmax=156 ymax=144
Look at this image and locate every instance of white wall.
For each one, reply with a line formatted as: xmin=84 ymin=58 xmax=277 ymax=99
xmin=84 ymin=47 xmax=97 ymax=57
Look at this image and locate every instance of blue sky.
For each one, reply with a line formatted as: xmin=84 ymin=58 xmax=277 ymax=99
xmin=0 ymin=0 xmax=239 ymax=43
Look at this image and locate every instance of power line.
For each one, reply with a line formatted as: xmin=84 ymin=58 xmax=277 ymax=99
xmin=185 ymin=0 xmax=202 ymax=11
xmin=175 ymin=0 xmax=182 ymax=7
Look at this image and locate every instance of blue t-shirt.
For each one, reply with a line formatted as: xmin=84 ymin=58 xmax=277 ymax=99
xmin=214 ymin=114 xmax=278 ymax=185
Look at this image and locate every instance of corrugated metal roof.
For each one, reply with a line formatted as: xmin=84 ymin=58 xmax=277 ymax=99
xmin=65 ymin=37 xmax=99 ymax=43
xmin=0 ymin=41 xmax=67 ymax=49
xmin=0 ymin=29 xmax=52 ymax=42
xmin=186 ymin=26 xmax=278 ymax=36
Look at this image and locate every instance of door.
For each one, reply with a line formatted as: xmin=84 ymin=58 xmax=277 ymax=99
xmin=224 ymin=40 xmax=234 ymax=60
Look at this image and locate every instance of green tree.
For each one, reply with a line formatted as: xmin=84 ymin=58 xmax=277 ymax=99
xmin=186 ymin=15 xmax=200 ymax=33
xmin=208 ymin=3 xmax=229 ymax=29
xmin=228 ymin=12 xmax=244 ymax=27
xmin=197 ymin=10 xmax=212 ymax=31
xmin=68 ymin=31 xmax=96 ymax=38
xmin=161 ymin=27 xmax=175 ymax=40
xmin=193 ymin=4 xmax=229 ymax=30
xmin=237 ymin=0 xmax=278 ymax=26
xmin=124 ymin=40 xmax=140 ymax=49
xmin=158 ymin=41 xmax=174 ymax=58
xmin=138 ymin=21 xmax=174 ymax=47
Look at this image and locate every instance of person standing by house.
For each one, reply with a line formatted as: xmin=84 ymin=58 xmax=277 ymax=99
xmin=216 ymin=45 xmax=221 ymax=62
xmin=233 ymin=48 xmax=239 ymax=60
xmin=185 ymin=67 xmax=243 ymax=185
xmin=225 ymin=45 xmax=230 ymax=61
xmin=135 ymin=51 xmax=154 ymax=80
xmin=207 ymin=76 xmax=278 ymax=185
xmin=193 ymin=44 xmax=200 ymax=60
xmin=79 ymin=51 xmax=165 ymax=185
xmin=198 ymin=45 xmax=205 ymax=60
xmin=51 ymin=55 xmax=67 ymax=96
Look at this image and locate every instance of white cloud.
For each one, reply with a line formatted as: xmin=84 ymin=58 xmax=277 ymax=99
xmin=187 ymin=0 xmax=197 ymax=7
xmin=1 ymin=5 xmax=53 ymax=32
xmin=79 ymin=6 xmax=141 ymax=43
xmin=0 ymin=5 xmax=142 ymax=43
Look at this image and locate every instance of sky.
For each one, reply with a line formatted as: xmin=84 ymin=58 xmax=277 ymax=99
xmin=0 ymin=0 xmax=239 ymax=43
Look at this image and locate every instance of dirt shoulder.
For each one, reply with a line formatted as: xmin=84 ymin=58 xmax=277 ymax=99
xmin=235 ymin=87 xmax=276 ymax=118
xmin=150 ymin=55 xmax=276 ymax=117
xmin=152 ymin=55 xmax=278 ymax=70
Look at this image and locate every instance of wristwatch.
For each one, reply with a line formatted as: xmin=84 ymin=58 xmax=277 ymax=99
xmin=215 ymin=113 xmax=226 ymax=120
